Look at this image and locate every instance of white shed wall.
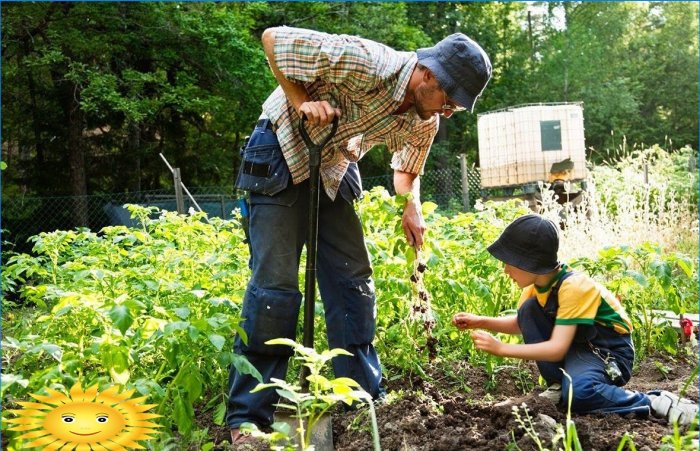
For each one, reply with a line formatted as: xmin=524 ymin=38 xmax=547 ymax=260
xmin=477 ymin=104 xmax=586 ymax=188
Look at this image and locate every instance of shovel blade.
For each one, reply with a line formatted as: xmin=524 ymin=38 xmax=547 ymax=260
xmin=274 ymin=411 xmax=334 ymax=451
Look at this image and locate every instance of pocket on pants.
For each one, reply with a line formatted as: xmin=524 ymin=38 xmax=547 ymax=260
xmin=235 ymin=127 xmax=290 ymax=196
xmin=238 ymin=285 xmax=302 ymax=356
xmin=342 ymin=278 xmax=376 ymax=345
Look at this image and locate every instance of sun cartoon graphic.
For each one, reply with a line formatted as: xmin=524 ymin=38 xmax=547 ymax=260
xmin=6 ymin=381 xmax=161 ymax=450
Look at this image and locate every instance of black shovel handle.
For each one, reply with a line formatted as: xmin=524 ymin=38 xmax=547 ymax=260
xmin=299 ymin=114 xmax=338 ymax=390
xmin=299 ymin=115 xmax=339 ymax=166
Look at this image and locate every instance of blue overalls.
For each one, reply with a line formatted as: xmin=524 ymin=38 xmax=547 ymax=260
xmin=517 ymin=270 xmax=652 ymax=415
xmin=226 ymin=119 xmax=383 ymax=429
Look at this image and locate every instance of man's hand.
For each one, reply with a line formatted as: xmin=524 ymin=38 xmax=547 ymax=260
xmin=452 ymin=312 xmax=481 ymax=330
xmin=299 ymin=101 xmax=341 ymax=127
xmin=470 ymin=330 xmax=503 ymax=356
xmin=401 ymin=196 xmax=426 ymax=248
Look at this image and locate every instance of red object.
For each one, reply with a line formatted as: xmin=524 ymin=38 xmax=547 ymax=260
xmin=680 ymin=318 xmax=693 ymax=339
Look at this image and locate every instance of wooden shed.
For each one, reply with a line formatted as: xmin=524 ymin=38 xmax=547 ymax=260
xmin=477 ymin=103 xmax=587 ymax=189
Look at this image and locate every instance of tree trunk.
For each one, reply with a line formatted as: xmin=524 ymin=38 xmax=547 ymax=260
xmin=65 ymin=83 xmax=89 ymax=227
xmin=127 ymin=121 xmax=142 ymax=192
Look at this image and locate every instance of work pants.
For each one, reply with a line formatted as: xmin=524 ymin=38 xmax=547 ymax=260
xmin=518 ymin=297 xmax=652 ymax=416
xmin=226 ymin=122 xmax=383 ymax=429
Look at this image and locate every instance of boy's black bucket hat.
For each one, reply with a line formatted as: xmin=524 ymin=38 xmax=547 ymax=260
xmin=487 ymin=214 xmax=560 ymax=274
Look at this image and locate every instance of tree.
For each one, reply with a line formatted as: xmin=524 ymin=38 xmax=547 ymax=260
xmin=2 ymin=3 xmax=274 ymax=222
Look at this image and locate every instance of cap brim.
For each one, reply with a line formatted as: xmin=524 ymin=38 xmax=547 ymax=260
xmin=487 ymin=239 xmax=558 ymax=275
xmin=451 ymin=89 xmax=477 ymax=113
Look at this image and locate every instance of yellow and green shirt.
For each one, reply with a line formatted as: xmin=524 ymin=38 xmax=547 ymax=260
xmin=518 ymin=267 xmax=633 ymax=335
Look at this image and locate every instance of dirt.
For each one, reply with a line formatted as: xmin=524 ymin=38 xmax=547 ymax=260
xmin=209 ymin=350 xmax=698 ymax=450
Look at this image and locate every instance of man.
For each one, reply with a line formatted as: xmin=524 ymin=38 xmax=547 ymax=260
xmin=229 ymin=26 xmax=491 ymax=443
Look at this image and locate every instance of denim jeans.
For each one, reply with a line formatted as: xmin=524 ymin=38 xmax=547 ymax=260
xmin=226 ymin=121 xmax=383 ymax=429
xmin=518 ymin=297 xmax=652 ymax=416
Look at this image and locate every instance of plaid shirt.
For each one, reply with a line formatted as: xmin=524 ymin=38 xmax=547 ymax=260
xmin=262 ymin=27 xmax=439 ymax=200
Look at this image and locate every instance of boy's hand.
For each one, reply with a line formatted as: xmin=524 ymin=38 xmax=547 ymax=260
xmin=452 ymin=312 xmax=480 ymax=330
xmin=470 ymin=330 xmax=502 ymax=356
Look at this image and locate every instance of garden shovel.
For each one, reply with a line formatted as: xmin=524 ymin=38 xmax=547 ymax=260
xmin=273 ymin=115 xmax=338 ymax=451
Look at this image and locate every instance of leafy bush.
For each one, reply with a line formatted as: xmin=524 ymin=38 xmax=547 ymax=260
xmin=2 ymin=206 xmax=255 ymax=448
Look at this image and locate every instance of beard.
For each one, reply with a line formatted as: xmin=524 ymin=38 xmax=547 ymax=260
xmin=413 ymin=83 xmax=440 ymax=120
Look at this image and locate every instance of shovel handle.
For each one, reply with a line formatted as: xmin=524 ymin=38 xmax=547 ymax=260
xmin=299 ymin=115 xmax=339 ymax=165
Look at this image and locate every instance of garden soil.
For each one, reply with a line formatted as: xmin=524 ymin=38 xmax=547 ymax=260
xmin=210 ymin=350 xmax=697 ymax=451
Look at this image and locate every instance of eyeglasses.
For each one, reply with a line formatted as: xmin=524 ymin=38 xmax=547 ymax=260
xmin=442 ymin=91 xmax=466 ymax=113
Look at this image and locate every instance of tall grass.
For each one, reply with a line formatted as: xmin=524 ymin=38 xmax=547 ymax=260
xmin=541 ymin=145 xmax=698 ymax=261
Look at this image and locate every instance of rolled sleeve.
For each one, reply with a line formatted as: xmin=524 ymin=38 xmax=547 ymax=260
xmin=390 ymin=116 xmax=438 ymax=174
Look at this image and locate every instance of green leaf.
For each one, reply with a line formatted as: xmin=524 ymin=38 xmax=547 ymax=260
xmin=39 ymin=344 xmax=63 ymax=362
xmin=265 ymin=338 xmax=298 ymax=349
xmin=307 ymin=374 xmax=332 ymax=390
xmin=271 ymin=421 xmax=292 ymax=435
xmin=191 ymin=289 xmax=207 ymax=299
xmin=230 ymin=354 xmax=263 ymax=383
xmin=276 ymin=388 xmax=301 ymax=403
xmin=213 ymin=400 xmax=226 ymax=426
xmin=0 ymin=373 xmax=29 ymax=396
xmin=109 ymin=305 xmax=134 ymax=335
xmin=421 ymin=201 xmax=438 ymax=216
xmin=331 ymin=377 xmax=361 ymax=388
xmin=208 ymin=334 xmax=226 ymax=351
xmin=174 ymin=307 xmax=191 ymax=319
xmin=173 ymin=395 xmax=194 ymax=435
xmin=164 ymin=321 xmax=190 ymax=335
xmin=675 ymin=256 xmax=694 ymax=278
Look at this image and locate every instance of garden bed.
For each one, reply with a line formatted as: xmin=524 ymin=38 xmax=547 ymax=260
xmin=332 ymin=351 xmax=698 ymax=450
xmin=207 ymin=350 xmax=697 ymax=450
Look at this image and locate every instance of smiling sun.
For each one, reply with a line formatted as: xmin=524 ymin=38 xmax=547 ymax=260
xmin=7 ymin=381 xmax=161 ymax=450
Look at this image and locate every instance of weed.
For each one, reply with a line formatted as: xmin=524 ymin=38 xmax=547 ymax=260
xmin=243 ymin=338 xmax=380 ymax=451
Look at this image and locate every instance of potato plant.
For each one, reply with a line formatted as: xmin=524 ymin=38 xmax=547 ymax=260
xmin=2 ymin=147 xmax=697 ymax=448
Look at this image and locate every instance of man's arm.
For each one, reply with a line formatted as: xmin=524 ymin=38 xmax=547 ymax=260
xmin=394 ymin=170 xmax=426 ymax=248
xmin=261 ymin=27 xmax=340 ymax=126
xmin=471 ymin=324 xmax=577 ymax=362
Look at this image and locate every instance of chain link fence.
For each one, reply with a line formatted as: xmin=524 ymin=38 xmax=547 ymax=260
xmin=2 ymin=166 xmax=482 ymax=253
xmin=363 ymin=165 xmax=481 ymax=210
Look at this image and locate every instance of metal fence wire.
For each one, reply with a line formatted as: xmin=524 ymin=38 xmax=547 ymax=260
xmin=1 ymin=166 xmax=482 ymax=253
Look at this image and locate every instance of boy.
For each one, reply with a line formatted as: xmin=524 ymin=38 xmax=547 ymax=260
xmin=452 ymin=214 xmax=698 ymax=425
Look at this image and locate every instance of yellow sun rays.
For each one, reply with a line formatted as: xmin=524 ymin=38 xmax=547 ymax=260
xmin=6 ymin=381 xmax=161 ymax=450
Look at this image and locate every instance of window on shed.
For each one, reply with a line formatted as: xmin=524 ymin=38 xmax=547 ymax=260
xmin=540 ymin=120 xmax=562 ymax=151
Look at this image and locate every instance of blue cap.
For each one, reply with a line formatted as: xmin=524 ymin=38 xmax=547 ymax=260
xmin=417 ymin=33 xmax=492 ymax=113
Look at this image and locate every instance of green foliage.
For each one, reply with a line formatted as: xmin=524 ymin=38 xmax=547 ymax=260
xmin=591 ymin=145 xmax=699 ymax=218
xmin=1 ymin=205 xmax=254 ymax=447
xmin=2 ymin=149 xmax=697 ymax=445
xmin=570 ymin=242 xmax=697 ymax=358
xmin=243 ymin=338 xmax=374 ymax=450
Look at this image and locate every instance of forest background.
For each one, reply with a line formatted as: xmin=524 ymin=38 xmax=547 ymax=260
xmin=2 ymin=1 xmax=698 ymax=240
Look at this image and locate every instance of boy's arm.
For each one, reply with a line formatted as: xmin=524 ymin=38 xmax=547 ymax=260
xmin=452 ymin=312 xmax=520 ymax=335
xmin=471 ymin=324 xmax=577 ymax=362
